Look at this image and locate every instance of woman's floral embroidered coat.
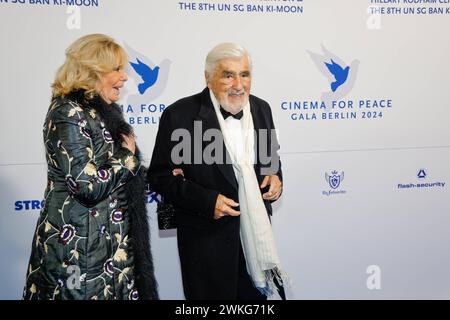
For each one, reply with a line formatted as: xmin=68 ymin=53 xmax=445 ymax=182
xmin=23 ymin=94 xmax=157 ymax=300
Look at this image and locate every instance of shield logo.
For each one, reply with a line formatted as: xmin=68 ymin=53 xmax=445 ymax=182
xmin=325 ymin=171 xmax=344 ymax=189
xmin=329 ymin=175 xmax=341 ymax=189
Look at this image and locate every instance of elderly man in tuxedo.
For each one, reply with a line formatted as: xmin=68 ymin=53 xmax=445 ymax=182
xmin=148 ymin=43 xmax=286 ymax=300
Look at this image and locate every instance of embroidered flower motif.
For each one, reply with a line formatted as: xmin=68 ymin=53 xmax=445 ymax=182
xmin=30 ymin=283 xmax=37 ymax=294
xmin=99 ymin=224 xmax=106 ymax=235
xmin=104 ymin=285 xmax=112 ymax=298
xmin=113 ymin=247 xmax=127 ymax=262
xmin=102 ymin=129 xmax=113 ymax=143
xmin=104 ymin=259 xmax=114 ymax=277
xmin=83 ymin=162 xmax=97 ymax=176
xmin=57 ymin=278 xmax=65 ymax=288
xmin=112 ymin=165 xmax=121 ymax=174
xmin=59 ymin=224 xmax=76 ymax=245
xmin=109 ymin=198 xmax=118 ymax=209
xmin=67 ymin=103 xmax=83 ymax=116
xmin=65 ymin=175 xmax=79 ymax=194
xmin=35 ymin=235 xmax=41 ymax=248
xmin=129 ymin=289 xmax=139 ymax=300
xmin=86 ymin=147 xmax=93 ymax=159
xmin=67 ymin=108 xmax=77 ymax=118
xmin=50 ymin=100 xmax=58 ymax=111
xmin=77 ymin=118 xmax=87 ymax=128
xmin=70 ymin=249 xmax=79 ymax=260
xmin=79 ymin=126 xmax=91 ymax=139
xmin=89 ymin=208 xmax=99 ymax=217
xmin=44 ymin=221 xmax=52 ymax=233
xmin=110 ymin=209 xmax=124 ymax=224
xmin=124 ymin=155 xmax=137 ymax=171
xmin=118 ymin=268 xmax=127 ymax=283
xmin=97 ymin=168 xmax=111 ymax=182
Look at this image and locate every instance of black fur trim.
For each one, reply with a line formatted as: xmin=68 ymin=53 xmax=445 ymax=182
xmin=126 ymin=167 xmax=159 ymax=300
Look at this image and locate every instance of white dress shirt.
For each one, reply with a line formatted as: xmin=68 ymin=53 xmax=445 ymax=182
xmin=209 ymin=90 xmax=255 ymax=180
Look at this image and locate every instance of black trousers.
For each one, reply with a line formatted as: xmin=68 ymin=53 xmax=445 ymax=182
xmin=178 ymin=224 xmax=286 ymax=300
xmin=237 ymin=241 xmax=286 ymax=300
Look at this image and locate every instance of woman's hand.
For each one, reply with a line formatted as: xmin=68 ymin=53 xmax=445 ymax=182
xmin=121 ymin=133 xmax=136 ymax=154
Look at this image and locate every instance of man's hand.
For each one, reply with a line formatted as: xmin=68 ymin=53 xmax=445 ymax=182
xmin=172 ymin=168 xmax=184 ymax=179
xmin=260 ymin=175 xmax=282 ymax=201
xmin=214 ymin=194 xmax=240 ymax=220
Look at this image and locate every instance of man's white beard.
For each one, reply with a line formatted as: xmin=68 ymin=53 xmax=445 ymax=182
xmin=219 ymin=94 xmax=249 ymax=114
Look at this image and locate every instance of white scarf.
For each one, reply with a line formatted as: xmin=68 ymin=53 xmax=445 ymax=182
xmin=210 ymin=90 xmax=286 ymax=296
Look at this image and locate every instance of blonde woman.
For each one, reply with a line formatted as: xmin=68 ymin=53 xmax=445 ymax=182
xmin=23 ymin=34 xmax=158 ymax=300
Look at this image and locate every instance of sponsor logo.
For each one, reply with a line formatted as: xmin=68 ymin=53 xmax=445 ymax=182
xmin=15 ymin=200 xmax=45 ymax=211
xmin=398 ymin=169 xmax=446 ymax=190
xmin=323 ymin=170 xmax=347 ymax=196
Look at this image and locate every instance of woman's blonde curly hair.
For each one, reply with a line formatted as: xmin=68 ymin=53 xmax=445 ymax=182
xmin=52 ymin=33 xmax=128 ymax=98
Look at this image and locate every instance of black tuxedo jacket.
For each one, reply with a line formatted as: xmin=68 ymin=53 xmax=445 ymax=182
xmin=147 ymin=88 xmax=282 ymax=299
xmin=148 ymin=87 xmax=282 ymax=229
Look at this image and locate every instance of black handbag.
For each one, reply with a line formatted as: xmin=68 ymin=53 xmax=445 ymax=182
xmin=156 ymin=201 xmax=177 ymax=230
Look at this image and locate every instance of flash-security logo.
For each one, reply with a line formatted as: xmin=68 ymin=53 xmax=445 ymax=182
xmin=417 ymin=169 xmax=427 ymax=179
xmin=308 ymin=45 xmax=360 ymax=105
xmin=397 ymin=168 xmax=445 ymax=190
